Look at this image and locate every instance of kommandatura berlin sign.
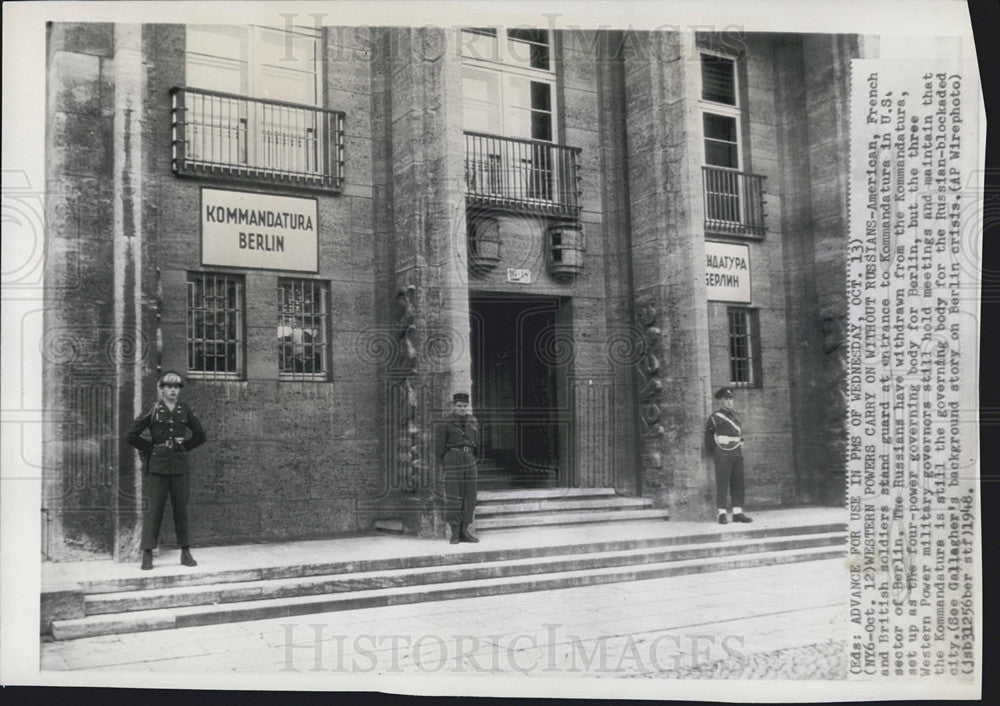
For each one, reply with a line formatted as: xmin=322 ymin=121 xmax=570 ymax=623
xmin=201 ymin=187 xmax=319 ymax=272
xmin=705 ymin=241 xmax=752 ymax=303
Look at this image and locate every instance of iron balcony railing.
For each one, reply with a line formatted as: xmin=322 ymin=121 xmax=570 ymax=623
xmin=171 ymin=87 xmax=345 ymax=191
xmin=702 ymin=166 xmax=767 ymax=238
xmin=464 ymin=131 xmax=581 ymax=219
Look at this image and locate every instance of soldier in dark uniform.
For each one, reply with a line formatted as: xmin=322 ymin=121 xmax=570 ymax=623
xmin=124 ymin=371 xmax=207 ymax=570
xmin=436 ymin=392 xmax=480 ymax=544
xmin=705 ymin=387 xmax=752 ymax=525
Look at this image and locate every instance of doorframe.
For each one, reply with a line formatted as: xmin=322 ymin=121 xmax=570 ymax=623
xmin=468 ymin=291 xmax=572 ymax=488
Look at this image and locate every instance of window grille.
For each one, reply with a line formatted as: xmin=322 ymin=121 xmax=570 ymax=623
xmin=727 ymin=307 xmax=761 ymax=387
xmin=187 ymin=273 xmax=245 ymax=379
xmin=278 ymin=278 xmax=330 ymax=381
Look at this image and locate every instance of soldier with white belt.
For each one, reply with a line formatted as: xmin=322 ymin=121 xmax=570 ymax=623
xmin=705 ymin=387 xmax=752 ymax=525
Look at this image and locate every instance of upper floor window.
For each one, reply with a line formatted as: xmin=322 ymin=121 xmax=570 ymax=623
xmin=461 ymin=27 xmax=551 ymax=71
xmin=698 ymin=50 xmax=765 ymax=238
xmin=461 ymin=28 xmax=555 ymax=142
xmin=701 ymin=53 xmax=736 ymax=106
xmin=699 ymin=52 xmax=741 ymax=170
xmin=175 ymin=25 xmax=344 ymax=190
xmin=186 ymin=24 xmax=321 ymax=106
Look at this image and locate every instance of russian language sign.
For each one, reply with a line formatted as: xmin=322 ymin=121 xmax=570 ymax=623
xmin=201 ymin=188 xmax=318 ymax=272
xmin=705 ymin=241 xmax=751 ymax=302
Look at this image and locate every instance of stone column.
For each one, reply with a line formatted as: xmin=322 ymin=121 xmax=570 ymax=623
xmin=622 ymin=31 xmax=714 ymax=518
xmin=43 ymin=23 xmax=118 ymax=560
xmin=802 ymin=35 xmax=858 ymax=505
xmin=371 ymin=28 xmax=471 ymax=536
xmin=110 ymin=24 xmax=152 ymax=561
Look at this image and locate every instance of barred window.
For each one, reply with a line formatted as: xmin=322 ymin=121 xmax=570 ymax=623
xmin=278 ymin=279 xmax=330 ymax=380
xmin=187 ymin=273 xmax=245 ymax=379
xmin=727 ymin=307 xmax=761 ymax=387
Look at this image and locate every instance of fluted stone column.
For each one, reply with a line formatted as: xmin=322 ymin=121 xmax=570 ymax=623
xmin=622 ymin=32 xmax=714 ymax=519
xmin=371 ymin=28 xmax=471 ymax=536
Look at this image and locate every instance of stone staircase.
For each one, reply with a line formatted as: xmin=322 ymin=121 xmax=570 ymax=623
xmin=45 ymin=510 xmax=847 ymax=641
xmin=475 ymin=488 xmax=669 ymax=530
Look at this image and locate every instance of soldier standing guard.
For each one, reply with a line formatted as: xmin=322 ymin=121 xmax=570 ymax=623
xmin=436 ymin=392 xmax=480 ymax=544
xmin=705 ymin=387 xmax=752 ymax=525
xmin=124 ymin=371 xmax=207 ymax=570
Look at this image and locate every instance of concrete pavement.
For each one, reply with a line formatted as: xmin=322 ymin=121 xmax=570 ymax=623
xmin=41 ymin=557 xmax=850 ymax=678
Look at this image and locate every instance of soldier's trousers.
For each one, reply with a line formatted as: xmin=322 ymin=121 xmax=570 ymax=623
xmin=442 ymin=449 xmax=478 ymax=527
xmin=141 ymin=472 xmax=190 ymax=550
xmin=712 ymin=448 xmax=745 ymax=509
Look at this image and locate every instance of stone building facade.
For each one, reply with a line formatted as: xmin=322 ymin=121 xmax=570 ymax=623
xmin=43 ymin=22 xmax=864 ymax=561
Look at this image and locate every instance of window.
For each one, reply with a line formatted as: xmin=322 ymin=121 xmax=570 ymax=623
xmin=462 ymin=28 xmax=565 ymax=207
xmin=187 ymin=273 xmax=245 ymax=379
xmin=187 ymin=24 xmax=321 ymax=108
xmin=699 ymin=51 xmax=765 ymax=237
xmin=278 ymin=279 xmax=330 ymax=381
xmin=178 ymin=25 xmax=343 ymax=187
xmin=726 ymin=307 xmax=761 ymax=387
xmin=461 ymin=27 xmax=550 ymax=71
xmin=701 ymin=53 xmax=736 ymax=105
xmin=700 ymin=52 xmax=741 ymax=170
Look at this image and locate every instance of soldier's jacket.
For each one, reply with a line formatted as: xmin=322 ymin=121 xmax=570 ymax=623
xmin=704 ymin=409 xmax=743 ymax=451
xmin=124 ymin=400 xmax=207 ymax=475
xmin=435 ymin=412 xmax=479 ymax=460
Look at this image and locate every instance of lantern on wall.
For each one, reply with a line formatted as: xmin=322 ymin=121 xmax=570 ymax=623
xmin=467 ymin=216 xmax=501 ymax=275
xmin=546 ymin=223 xmax=585 ymax=282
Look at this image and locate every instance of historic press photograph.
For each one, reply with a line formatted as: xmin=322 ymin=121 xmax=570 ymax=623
xmin=0 ymin=0 xmax=982 ymax=699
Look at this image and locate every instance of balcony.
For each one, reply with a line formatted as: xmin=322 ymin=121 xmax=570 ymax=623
xmin=171 ymin=87 xmax=345 ymax=192
xmin=702 ymin=166 xmax=767 ymax=238
xmin=464 ymin=132 xmax=581 ymax=220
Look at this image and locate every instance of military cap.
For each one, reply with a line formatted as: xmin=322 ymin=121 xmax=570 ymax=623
xmin=158 ymin=370 xmax=185 ymax=388
xmin=452 ymin=392 xmax=470 ymax=403
xmin=714 ymin=387 xmax=734 ymax=399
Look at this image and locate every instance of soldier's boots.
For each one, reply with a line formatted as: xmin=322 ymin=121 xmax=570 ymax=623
xmin=449 ymin=525 xmax=461 ymax=544
xmin=180 ymin=547 xmax=198 ymax=567
xmin=140 ymin=550 xmax=153 ymax=570
xmin=460 ymin=525 xmax=480 ymax=543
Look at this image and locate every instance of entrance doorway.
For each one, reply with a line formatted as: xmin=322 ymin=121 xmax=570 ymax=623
xmin=469 ymin=295 xmax=568 ymax=489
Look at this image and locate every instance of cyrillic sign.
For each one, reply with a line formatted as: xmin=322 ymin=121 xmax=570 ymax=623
xmin=705 ymin=241 xmax=751 ymax=303
xmin=201 ymin=188 xmax=318 ymax=272
xmin=507 ymin=268 xmax=531 ymax=284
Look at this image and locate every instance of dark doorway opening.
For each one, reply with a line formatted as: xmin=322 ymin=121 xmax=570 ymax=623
xmin=470 ymin=295 xmax=568 ymax=490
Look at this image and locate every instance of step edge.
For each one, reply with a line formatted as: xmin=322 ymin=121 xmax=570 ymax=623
xmin=83 ymin=535 xmax=846 ymax=613
xmin=53 ymin=546 xmax=846 ymax=637
xmin=67 ymin=522 xmax=847 ymax=595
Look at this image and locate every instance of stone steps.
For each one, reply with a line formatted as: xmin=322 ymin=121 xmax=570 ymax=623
xmin=84 ymin=532 xmax=844 ymax=616
xmin=474 ymin=488 xmax=668 ymax=530
xmin=477 ymin=488 xmax=616 ymax=501
xmin=476 ymin=496 xmax=655 ymax=516
xmin=71 ymin=521 xmax=846 ymax=595
xmin=49 ymin=523 xmax=846 ymax=641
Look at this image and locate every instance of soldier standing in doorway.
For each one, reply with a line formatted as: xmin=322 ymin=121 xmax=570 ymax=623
xmin=125 ymin=371 xmax=207 ymax=570
xmin=705 ymin=387 xmax=752 ymax=525
xmin=436 ymin=392 xmax=480 ymax=544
